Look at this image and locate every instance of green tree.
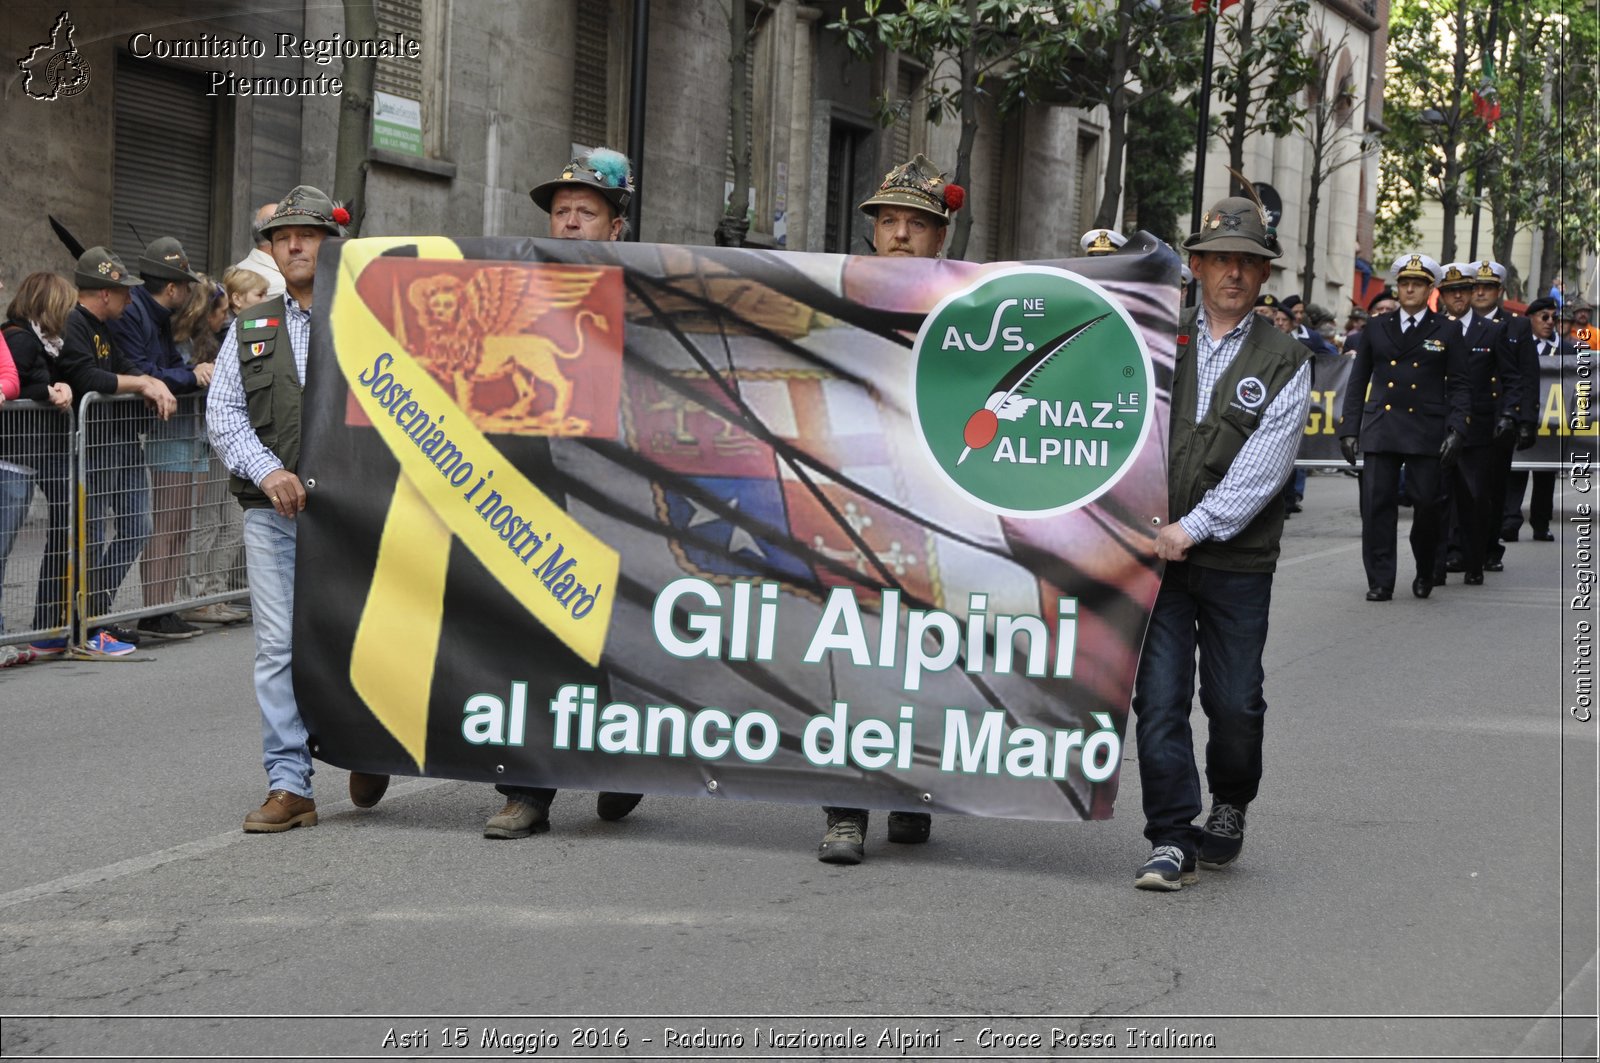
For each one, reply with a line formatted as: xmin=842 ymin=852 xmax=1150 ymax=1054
xmin=1123 ymin=91 xmax=1196 ymax=245
xmin=1378 ymin=0 xmax=1491 ymax=263
xmin=333 ymin=0 xmax=378 ymax=234
xmin=1210 ymin=0 xmax=1316 ymax=190
xmin=832 ymin=0 xmax=1204 ymax=258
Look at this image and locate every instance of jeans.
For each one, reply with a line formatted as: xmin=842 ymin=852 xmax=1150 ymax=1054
xmin=243 ymin=508 xmax=312 ymax=796
xmin=84 ymin=446 xmax=152 ymax=619
xmin=0 ymin=465 xmax=35 ymax=631
xmin=1132 ymin=561 xmax=1274 ymax=857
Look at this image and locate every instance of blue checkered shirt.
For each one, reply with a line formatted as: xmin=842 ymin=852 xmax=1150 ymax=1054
xmin=206 ymin=295 xmax=311 ymax=487
xmin=1178 ymin=308 xmax=1312 ymax=544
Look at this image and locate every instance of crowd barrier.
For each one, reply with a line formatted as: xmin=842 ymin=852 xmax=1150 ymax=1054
xmin=0 ymin=393 xmax=248 ymax=651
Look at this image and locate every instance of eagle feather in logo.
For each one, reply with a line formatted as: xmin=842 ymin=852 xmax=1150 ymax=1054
xmin=957 ymin=313 xmax=1111 ymax=465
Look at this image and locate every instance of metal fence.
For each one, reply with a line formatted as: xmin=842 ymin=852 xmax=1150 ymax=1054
xmin=0 ymin=393 xmax=247 ymax=650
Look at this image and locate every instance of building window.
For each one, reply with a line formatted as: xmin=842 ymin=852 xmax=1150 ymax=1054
xmin=572 ymin=0 xmax=632 ymax=154
xmin=825 ymin=121 xmax=871 ymax=254
xmin=374 ymin=0 xmax=449 ymax=158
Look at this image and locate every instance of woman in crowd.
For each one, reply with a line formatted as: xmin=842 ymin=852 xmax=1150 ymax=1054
xmin=1 ymin=273 xmax=77 ymax=661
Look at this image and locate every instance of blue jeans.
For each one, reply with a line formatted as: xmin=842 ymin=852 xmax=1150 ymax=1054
xmin=85 ymin=446 xmax=152 ymax=618
xmin=243 ymin=508 xmax=312 ymax=796
xmin=0 ymin=465 xmax=35 ymax=631
xmin=1132 ymin=562 xmax=1274 ymax=857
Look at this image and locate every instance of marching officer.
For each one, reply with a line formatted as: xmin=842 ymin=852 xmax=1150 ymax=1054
xmin=1338 ymin=254 xmax=1470 ymax=600
xmin=817 ymin=153 xmax=962 ymax=865
xmin=1467 ymin=261 xmax=1540 ymax=573
xmin=1430 ymin=261 xmax=1524 ymax=587
xmin=1502 ymin=296 xmax=1572 ymax=541
xmin=1080 ymin=228 xmax=1127 ymax=257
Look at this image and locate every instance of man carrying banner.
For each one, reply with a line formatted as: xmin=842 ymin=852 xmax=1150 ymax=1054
xmin=1337 ymin=255 xmax=1470 ymax=601
xmin=477 ymin=148 xmax=643 ymax=841
xmin=209 ymin=186 xmax=391 ymax=832
xmin=816 ymin=154 xmax=961 ymax=864
xmin=1131 ymin=194 xmax=1310 ymax=891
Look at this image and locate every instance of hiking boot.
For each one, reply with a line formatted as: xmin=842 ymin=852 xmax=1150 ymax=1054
xmin=1135 ymin=844 xmax=1197 ymax=891
xmin=243 ymin=790 xmax=317 ymax=833
xmin=137 ymin=613 xmax=199 ymax=640
xmin=886 ymin=811 xmax=931 ymax=844
xmin=78 ymin=630 xmax=136 ymax=658
xmin=818 ymin=809 xmax=868 ymax=864
xmin=348 ymin=771 xmax=390 ymax=809
xmin=596 ymin=792 xmax=643 ymax=821
xmin=1198 ymin=802 xmax=1247 ymax=867
xmin=484 ymin=794 xmax=552 ymax=839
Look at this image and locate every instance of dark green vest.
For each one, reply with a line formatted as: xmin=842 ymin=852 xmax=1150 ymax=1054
xmin=1168 ymin=307 xmax=1309 ymax=573
xmin=227 ymin=295 xmax=303 ymax=509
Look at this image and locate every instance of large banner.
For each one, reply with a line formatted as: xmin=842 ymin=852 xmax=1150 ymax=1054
xmin=1298 ymin=349 xmax=1596 ymax=465
xmin=296 ymin=237 xmax=1179 ymax=821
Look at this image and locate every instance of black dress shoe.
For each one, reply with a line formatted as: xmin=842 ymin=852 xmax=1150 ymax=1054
xmin=1366 ymin=587 xmax=1393 ymax=601
xmin=1464 ymin=572 xmax=1484 ymax=585
xmin=1412 ymin=577 xmax=1431 ymax=599
xmin=1432 ymin=571 xmax=1448 ymax=585
xmin=1445 ymin=558 xmax=1464 ymax=573
xmin=1483 ymin=560 xmax=1504 ymax=572
xmin=1500 ymin=531 xmax=1520 ymax=542
xmin=1533 ymin=529 xmax=1555 ymax=541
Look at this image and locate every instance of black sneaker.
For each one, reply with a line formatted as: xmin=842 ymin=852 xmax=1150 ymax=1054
xmin=886 ymin=811 xmax=931 ymax=843
xmin=1135 ymin=845 xmax=1197 ymax=891
xmin=137 ymin=613 xmax=199 ymax=640
xmin=818 ymin=809 xmax=868 ymax=864
xmin=1198 ymin=802 xmax=1246 ymax=867
xmin=596 ymin=792 xmax=643 ymax=821
xmin=101 ymin=623 xmax=143 ymax=647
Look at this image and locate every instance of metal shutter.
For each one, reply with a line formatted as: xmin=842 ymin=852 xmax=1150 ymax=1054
xmin=374 ymin=0 xmax=425 ymax=103
xmin=893 ymin=64 xmax=915 ymax=162
xmin=112 ymin=56 xmax=215 ymax=275
xmin=573 ymin=0 xmax=610 ymax=149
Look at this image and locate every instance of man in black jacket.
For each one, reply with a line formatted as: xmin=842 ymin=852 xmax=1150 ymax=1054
xmin=1338 ymin=255 xmax=1471 ymax=600
xmin=1469 ymin=261 xmax=1541 ymax=571
xmin=1503 ymin=297 xmax=1573 ymax=541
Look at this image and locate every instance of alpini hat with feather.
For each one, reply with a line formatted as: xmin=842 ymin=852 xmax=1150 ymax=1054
xmin=259 ymin=185 xmax=348 ymax=237
xmin=1183 ymin=196 xmax=1282 ymax=259
xmin=858 ymin=153 xmax=964 ymax=223
xmin=530 ymin=147 xmax=635 ymax=214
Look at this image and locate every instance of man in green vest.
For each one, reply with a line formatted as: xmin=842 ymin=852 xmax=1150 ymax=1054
xmin=1131 ymin=196 xmax=1312 ymax=891
xmin=208 ymin=185 xmax=390 ymax=832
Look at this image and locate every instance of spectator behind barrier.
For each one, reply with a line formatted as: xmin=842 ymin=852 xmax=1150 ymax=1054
xmin=2 ymin=273 xmax=77 ymax=663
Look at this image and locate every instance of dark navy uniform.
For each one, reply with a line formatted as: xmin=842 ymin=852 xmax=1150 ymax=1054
xmin=1339 ymin=306 xmax=1470 ymax=595
xmin=1480 ymin=304 xmax=1540 ymax=565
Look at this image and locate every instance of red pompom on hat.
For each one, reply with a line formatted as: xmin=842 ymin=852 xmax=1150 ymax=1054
xmin=943 ymin=183 xmax=965 ymax=212
xmin=332 ymin=206 xmax=351 ymax=226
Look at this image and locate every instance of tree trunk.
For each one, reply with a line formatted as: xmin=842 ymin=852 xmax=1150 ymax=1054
xmin=1302 ymin=121 xmax=1323 ymax=299
xmin=1092 ymin=0 xmax=1134 ymax=231
xmin=1226 ymin=0 xmax=1255 ymax=189
xmin=717 ymin=0 xmax=751 ymax=248
xmin=947 ymin=0 xmax=979 ymax=260
xmin=334 ymin=0 xmax=378 ymax=235
xmin=1537 ymin=219 xmax=1561 ymax=296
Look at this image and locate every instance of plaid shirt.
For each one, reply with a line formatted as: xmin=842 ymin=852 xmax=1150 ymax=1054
xmin=206 ymin=295 xmax=311 ymax=487
xmin=1179 ymin=308 xmax=1312 ymax=544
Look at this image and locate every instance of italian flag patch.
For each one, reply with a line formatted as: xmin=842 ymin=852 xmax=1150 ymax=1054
xmin=242 ymin=317 xmax=280 ymax=329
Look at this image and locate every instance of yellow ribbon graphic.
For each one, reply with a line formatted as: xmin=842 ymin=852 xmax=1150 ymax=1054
xmin=333 ymin=237 xmax=619 ymax=770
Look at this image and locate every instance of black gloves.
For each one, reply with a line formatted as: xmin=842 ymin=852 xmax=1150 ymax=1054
xmin=1439 ymin=429 xmax=1462 ymax=472
xmin=1516 ymin=424 xmax=1537 ymax=450
xmin=1493 ymin=415 xmax=1517 ymax=442
xmin=1340 ymin=436 xmax=1360 ymax=466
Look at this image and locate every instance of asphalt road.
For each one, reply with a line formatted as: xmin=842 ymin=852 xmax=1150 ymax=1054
xmin=1 ymin=471 xmax=1594 ymax=1062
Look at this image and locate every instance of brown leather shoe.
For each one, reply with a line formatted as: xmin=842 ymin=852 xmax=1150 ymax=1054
xmin=484 ymin=795 xmax=551 ymax=839
xmin=243 ymin=790 xmax=317 ymax=833
xmin=349 ymin=771 xmax=390 ymax=809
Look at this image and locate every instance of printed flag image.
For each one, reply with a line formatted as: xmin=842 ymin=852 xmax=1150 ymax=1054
xmin=296 ymin=236 xmax=1182 ymax=822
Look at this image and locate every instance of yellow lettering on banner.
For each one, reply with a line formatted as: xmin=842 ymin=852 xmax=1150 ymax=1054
xmin=331 ymin=236 xmax=620 ymax=770
xmin=1543 ymin=383 xmax=1567 ymax=437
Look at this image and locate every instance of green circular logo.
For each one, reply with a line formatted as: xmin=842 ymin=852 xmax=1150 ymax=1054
xmin=911 ymin=266 xmax=1155 ymax=516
